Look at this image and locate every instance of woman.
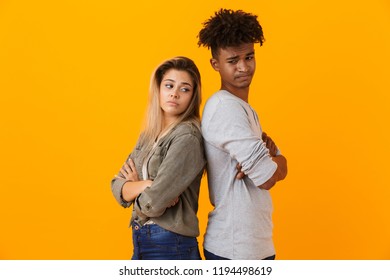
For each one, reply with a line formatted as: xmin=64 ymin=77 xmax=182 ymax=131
xmin=111 ymin=56 xmax=205 ymax=260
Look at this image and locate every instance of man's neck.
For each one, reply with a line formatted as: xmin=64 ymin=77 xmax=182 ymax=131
xmin=221 ymin=85 xmax=249 ymax=103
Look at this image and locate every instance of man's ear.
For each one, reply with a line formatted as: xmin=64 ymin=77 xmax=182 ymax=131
xmin=210 ymin=58 xmax=219 ymax=71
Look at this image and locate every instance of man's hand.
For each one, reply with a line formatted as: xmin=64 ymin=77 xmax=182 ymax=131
xmin=257 ymin=132 xmax=287 ymax=190
xmin=236 ymin=163 xmax=245 ymax=179
xmin=262 ymin=132 xmax=278 ymax=157
xmin=258 ymin=176 xmax=277 ymax=190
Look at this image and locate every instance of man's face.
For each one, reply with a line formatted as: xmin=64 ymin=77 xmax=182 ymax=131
xmin=211 ymin=43 xmax=256 ymax=93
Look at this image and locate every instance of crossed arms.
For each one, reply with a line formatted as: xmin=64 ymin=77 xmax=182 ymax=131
xmin=236 ymin=131 xmax=287 ymax=190
xmin=257 ymin=132 xmax=287 ymax=190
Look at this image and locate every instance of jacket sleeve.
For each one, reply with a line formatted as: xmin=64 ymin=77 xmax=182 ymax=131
xmin=202 ymin=99 xmax=277 ymax=186
xmin=134 ymin=133 xmax=205 ymax=218
xmin=110 ymin=153 xmax=133 ymax=208
xmin=111 ymin=175 xmax=132 ymax=208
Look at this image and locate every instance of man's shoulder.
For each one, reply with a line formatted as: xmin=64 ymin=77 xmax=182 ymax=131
xmin=203 ymin=90 xmax=248 ymax=117
xmin=206 ymin=90 xmax=238 ymax=103
xmin=205 ymin=90 xmax=244 ymax=110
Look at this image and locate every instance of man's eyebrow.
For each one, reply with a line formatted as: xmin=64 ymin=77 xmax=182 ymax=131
xmin=226 ymin=51 xmax=255 ymax=60
xmin=226 ymin=55 xmax=239 ymax=61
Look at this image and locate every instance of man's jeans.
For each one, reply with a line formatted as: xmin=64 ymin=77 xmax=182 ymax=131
xmin=131 ymin=223 xmax=201 ymax=260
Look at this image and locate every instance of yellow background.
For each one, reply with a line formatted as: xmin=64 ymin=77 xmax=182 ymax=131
xmin=1 ymin=0 xmax=389 ymax=260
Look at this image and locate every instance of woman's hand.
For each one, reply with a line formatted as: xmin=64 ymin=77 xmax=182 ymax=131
xmin=167 ymin=197 xmax=180 ymax=208
xmin=117 ymin=158 xmax=140 ymax=182
xmin=116 ymin=159 xmax=153 ymax=202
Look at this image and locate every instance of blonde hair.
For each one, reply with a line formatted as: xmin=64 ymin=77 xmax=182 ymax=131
xmin=139 ymin=56 xmax=202 ymax=160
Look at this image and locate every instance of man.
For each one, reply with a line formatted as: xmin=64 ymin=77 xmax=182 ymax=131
xmin=198 ymin=9 xmax=288 ymax=260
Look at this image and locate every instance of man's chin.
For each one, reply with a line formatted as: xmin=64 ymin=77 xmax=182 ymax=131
xmin=236 ymin=81 xmax=252 ymax=88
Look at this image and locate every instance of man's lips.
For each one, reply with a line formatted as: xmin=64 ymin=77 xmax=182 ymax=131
xmin=235 ymin=74 xmax=251 ymax=79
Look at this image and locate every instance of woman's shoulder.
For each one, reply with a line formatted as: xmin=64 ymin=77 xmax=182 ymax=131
xmin=158 ymin=122 xmax=204 ymax=155
xmin=172 ymin=122 xmax=201 ymax=137
xmin=160 ymin=122 xmax=202 ymax=146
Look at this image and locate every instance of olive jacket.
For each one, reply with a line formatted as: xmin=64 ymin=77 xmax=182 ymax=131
xmin=111 ymin=122 xmax=206 ymax=237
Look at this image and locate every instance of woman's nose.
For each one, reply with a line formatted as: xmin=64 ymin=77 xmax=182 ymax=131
xmin=170 ymin=88 xmax=180 ymax=98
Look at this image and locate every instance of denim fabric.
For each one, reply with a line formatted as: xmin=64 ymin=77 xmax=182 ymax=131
xmin=132 ymin=223 xmax=201 ymax=260
xmin=204 ymin=249 xmax=275 ymax=260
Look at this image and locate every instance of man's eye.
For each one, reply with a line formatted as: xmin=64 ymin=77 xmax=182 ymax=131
xmin=228 ymin=60 xmax=237 ymax=64
xmin=246 ymin=56 xmax=254 ymax=60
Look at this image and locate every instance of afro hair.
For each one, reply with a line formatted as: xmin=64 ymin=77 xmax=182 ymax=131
xmin=198 ymin=9 xmax=265 ymax=57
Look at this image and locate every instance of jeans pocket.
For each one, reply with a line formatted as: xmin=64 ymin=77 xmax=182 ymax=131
xmin=148 ymin=228 xmax=179 ymax=252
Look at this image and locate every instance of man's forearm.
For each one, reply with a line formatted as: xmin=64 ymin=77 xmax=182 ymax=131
xmin=258 ymin=155 xmax=287 ymax=190
xmin=272 ymin=155 xmax=287 ymax=181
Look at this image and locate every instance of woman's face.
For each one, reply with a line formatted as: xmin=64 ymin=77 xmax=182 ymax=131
xmin=159 ymin=69 xmax=194 ymax=124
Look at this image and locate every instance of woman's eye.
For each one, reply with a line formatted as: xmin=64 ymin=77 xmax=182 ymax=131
xmin=165 ymin=84 xmax=173 ymax=89
xmin=180 ymin=88 xmax=190 ymax=92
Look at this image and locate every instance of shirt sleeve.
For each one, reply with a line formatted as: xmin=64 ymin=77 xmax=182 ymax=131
xmin=202 ymin=99 xmax=277 ymax=186
xmin=134 ymin=133 xmax=205 ymax=219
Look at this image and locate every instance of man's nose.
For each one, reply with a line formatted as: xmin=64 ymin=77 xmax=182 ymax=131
xmin=237 ymin=60 xmax=249 ymax=72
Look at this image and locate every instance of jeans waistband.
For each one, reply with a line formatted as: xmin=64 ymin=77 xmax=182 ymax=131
xmin=132 ymin=222 xmax=169 ymax=234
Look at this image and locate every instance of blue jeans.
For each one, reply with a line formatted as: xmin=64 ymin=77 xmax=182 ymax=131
xmin=204 ymin=249 xmax=276 ymax=260
xmin=131 ymin=223 xmax=201 ymax=260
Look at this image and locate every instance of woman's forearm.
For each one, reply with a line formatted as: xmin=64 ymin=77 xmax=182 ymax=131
xmin=121 ymin=180 xmax=153 ymax=202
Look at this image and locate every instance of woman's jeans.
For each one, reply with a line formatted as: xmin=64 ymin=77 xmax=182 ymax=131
xmin=131 ymin=223 xmax=201 ymax=260
xmin=204 ymin=249 xmax=275 ymax=260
